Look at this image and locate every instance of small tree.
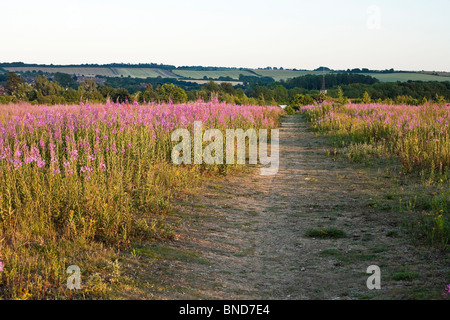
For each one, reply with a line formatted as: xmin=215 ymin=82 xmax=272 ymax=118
xmin=362 ymin=91 xmax=371 ymax=104
xmin=145 ymin=83 xmax=154 ymax=92
xmin=284 ymin=105 xmax=296 ymax=115
xmin=291 ymin=94 xmax=314 ymax=110
xmin=220 ymin=82 xmax=235 ymax=95
xmin=54 ymin=72 xmax=75 ymax=88
xmin=79 ymin=79 xmax=98 ymax=93
xmin=156 ymin=83 xmax=187 ymax=103
xmin=435 ymin=94 xmax=447 ymax=106
xmin=312 ymin=93 xmax=327 ymax=104
xmin=421 ymin=97 xmax=428 ymax=105
xmin=6 ymin=72 xmax=23 ymax=94
xmin=111 ymin=88 xmax=131 ymax=103
xmin=336 ymin=86 xmax=349 ymax=105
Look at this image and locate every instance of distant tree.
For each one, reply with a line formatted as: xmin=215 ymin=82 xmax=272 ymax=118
xmin=220 ymin=82 xmax=235 ymax=95
xmin=139 ymin=84 xmax=157 ymax=103
xmin=54 ymin=72 xmax=76 ymax=88
xmin=145 ymin=83 xmax=154 ymax=92
xmin=235 ymin=88 xmax=245 ymax=97
xmin=34 ymin=75 xmax=63 ymax=96
xmin=336 ymin=86 xmax=349 ymax=105
xmin=63 ymin=88 xmax=80 ymax=104
xmin=111 ymin=88 xmax=131 ymax=103
xmin=272 ymin=85 xmax=289 ymax=104
xmin=139 ymin=83 xmax=156 ymax=103
xmin=435 ymin=94 xmax=447 ymax=105
xmin=6 ymin=72 xmax=23 ymax=94
xmin=312 ymin=93 xmax=327 ymax=104
xmin=99 ymin=85 xmax=116 ymax=100
xmin=421 ymin=97 xmax=428 ymax=105
xmin=156 ymin=83 xmax=187 ymax=103
xmin=79 ymin=79 xmax=98 ymax=93
xmin=202 ymin=81 xmax=221 ymax=93
xmin=362 ymin=91 xmax=371 ymax=104
xmin=13 ymin=83 xmax=32 ymax=102
xmin=284 ymin=105 xmax=296 ymax=115
xmin=78 ymin=79 xmax=104 ymax=102
xmin=291 ymin=94 xmax=314 ymax=110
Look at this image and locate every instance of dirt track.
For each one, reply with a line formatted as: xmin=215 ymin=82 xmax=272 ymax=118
xmin=121 ymin=114 xmax=449 ymax=300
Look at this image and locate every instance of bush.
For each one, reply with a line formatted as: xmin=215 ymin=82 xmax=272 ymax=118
xmin=285 ymin=105 xmax=296 ymax=115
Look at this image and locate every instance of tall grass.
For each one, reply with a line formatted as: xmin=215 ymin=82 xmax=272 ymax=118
xmin=302 ymin=102 xmax=450 ymax=172
xmin=0 ymin=100 xmax=283 ymax=299
xmin=300 ymin=102 xmax=450 ymax=249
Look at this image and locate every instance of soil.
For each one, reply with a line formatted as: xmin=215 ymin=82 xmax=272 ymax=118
xmin=118 ymin=114 xmax=449 ymax=300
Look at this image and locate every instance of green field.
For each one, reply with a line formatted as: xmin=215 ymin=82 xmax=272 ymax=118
xmin=253 ymin=70 xmax=450 ymax=82
xmin=171 ymin=69 xmax=255 ymax=80
xmin=252 ymin=70 xmax=328 ymax=81
xmin=4 ymin=66 xmax=179 ymax=79
xmin=4 ymin=66 xmax=118 ymax=77
xmin=360 ymin=72 xmax=450 ymax=82
xmin=4 ymin=66 xmax=450 ymax=83
xmin=114 ymin=68 xmax=178 ymax=78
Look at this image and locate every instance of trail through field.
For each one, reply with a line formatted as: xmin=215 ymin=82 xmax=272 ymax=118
xmin=121 ymin=114 xmax=448 ymax=300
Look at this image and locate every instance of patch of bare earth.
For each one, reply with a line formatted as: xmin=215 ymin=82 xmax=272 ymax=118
xmin=117 ymin=114 xmax=449 ymax=300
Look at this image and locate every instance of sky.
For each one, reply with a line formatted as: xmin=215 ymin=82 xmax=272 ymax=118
xmin=1 ymin=0 xmax=450 ymax=71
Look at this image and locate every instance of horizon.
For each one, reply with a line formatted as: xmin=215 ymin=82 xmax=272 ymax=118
xmin=1 ymin=0 xmax=450 ymax=72
xmin=0 ymin=62 xmax=446 ymax=73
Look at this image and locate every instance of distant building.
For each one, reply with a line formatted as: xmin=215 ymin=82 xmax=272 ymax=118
xmin=0 ymin=86 xmax=6 ymax=96
xmin=22 ymin=76 xmax=35 ymax=85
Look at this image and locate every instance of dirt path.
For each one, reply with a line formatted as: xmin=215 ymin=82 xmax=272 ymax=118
xmin=120 ymin=114 xmax=448 ymax=300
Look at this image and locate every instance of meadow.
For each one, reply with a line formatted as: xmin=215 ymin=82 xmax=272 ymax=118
xmin=6 ymin=66 xmax=450 ymax=83
xmin=0 ymin=100 xmax=282 ymax=299
xmin=359 ymin=72 xmax=450 ymax=83
xmin=253 ymin=70 xmax=328 ymax=81
xmin=170 ymin=70 xmax=256 ymax=80
xmin=3 ymin=67 xmax=179 ymax=79
xmin=300 ymin=102 xmax=450 ymax=249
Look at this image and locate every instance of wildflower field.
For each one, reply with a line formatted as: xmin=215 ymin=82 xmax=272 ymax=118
xmin=0 ymin=100 xmax=282 ymax=299
xmin=300 ymin=102 xmax=450 ymax=250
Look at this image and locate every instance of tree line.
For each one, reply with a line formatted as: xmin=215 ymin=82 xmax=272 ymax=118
xmin=1 ymin=71 xmax=449 ymax=107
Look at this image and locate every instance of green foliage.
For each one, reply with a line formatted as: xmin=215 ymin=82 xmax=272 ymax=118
xmin=362 ymin=91 xmax=371 ymax=104
xmin=284 ymin=73 xmax=379 ymax=90
xmin=435 ymin=94 xmax=447 ymax=106
xmin=305 ymin=228 xmax=347 ymax=239
xmin=54 ymin=72 xmax=76 ymax=88
xmin=312 ymin=93 xmax=327 ymax=104
xmin=392 ymin=271 xmax=421 ymax=281
xmin=6 ymin=72 xmax=23 ymax=94
xmin=220 ymin=82 xmax=235 ymax=95
xmin=79 ymin=79 xmax=98 ymax=94
xmin=156 ymin=83 xmax=187 ymax=103
xmin=1 ymin=68 xmax=449 ymax=107
xmin=284 ymin=105 xmax=296 ymax=115
xmin=111 ymin=88 xmax=131 ymax=103
xmin=300 ymin=102 xmax=450 ymax=250
xmin=202 ymin=81 xmax=221 ymax=93
xmin=336 ymin=86 xmax=349 ymax=105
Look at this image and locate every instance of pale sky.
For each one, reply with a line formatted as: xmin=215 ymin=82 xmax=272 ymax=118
xmin=1 ymin=0 xmax=449 ymax=71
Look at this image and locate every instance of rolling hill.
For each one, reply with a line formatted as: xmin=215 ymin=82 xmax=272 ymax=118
xmin=3 ymin=64 xmax=450 ymax=83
